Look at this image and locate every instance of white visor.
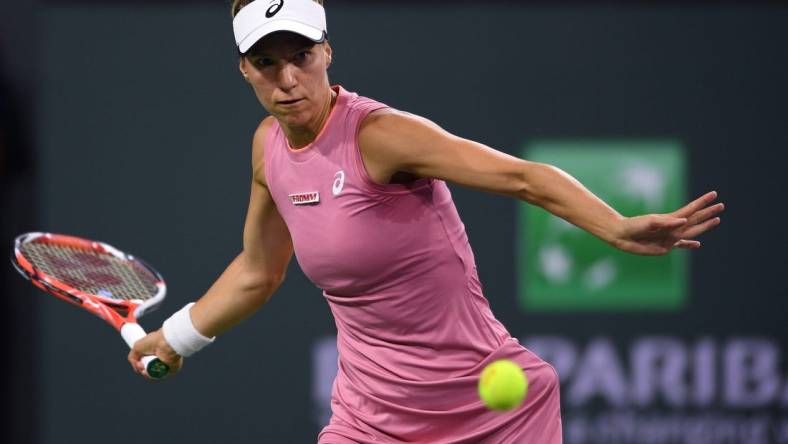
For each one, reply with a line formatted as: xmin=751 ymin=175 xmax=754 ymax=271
xmin=233 ymin=0 xmax=327 ymax=54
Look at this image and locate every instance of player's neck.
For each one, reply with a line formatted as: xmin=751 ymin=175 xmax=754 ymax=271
xmin=283 ymin=87 xmax=337 ymax=149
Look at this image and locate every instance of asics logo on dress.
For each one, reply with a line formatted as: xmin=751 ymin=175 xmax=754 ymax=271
xmin=332 ymin=170 xmax=345 ymax=196
xmin=265 ymin=0 xmax=284 ymax=18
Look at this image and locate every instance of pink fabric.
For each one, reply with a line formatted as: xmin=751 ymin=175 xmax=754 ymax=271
xmin=264 ymin=86 xmax=562 ymax=443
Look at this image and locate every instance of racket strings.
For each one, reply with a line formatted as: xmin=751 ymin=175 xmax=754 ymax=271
xmin=19 ymin=242 xmax=159 ymax=301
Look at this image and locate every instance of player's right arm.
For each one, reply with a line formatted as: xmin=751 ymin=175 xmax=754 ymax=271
xmin=188 ymin=116 xmax=294 ymax=337
xmin=128 ymin=117 xmax=293 ymax=376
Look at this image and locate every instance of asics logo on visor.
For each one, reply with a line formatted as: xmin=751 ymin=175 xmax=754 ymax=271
xmin=265 ymin=0 xmax=284 ymax=18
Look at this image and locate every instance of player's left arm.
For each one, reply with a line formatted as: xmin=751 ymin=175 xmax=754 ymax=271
xmin=358 ymin=109 xmax=724 ymax=256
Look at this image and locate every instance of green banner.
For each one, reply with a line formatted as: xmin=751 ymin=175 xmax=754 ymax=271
xmin=518 ymin=140 xmax=688 ymax=312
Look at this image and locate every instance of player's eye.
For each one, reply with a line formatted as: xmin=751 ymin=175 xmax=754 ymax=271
xmin=254 ymin=57 xmax=275 ymax=67
xmin=293 ymin=51 xmax=310 ymax=63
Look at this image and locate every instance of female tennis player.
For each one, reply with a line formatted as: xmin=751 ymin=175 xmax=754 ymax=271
xmin=129 ymin=1 xmax=724 ymax=442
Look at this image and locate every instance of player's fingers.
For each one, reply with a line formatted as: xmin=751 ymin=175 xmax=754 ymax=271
xmin=139 ymin=357 xmax=179 ymax=382
xmin=165 ymin=357 xmax=183 ymax=375
xmin=646 ymin=215 xmax=686 ymax=232
xmin=659 ymin=217 xmax=687 ymax=229
xmin=127 ymin=350 xmax=144 ymax=374
xmin=687 ymin=202 xmax=725 ymax=225
xmin=157 ymin=347 xmax=183 ymax=372
xmin=130 ymin=350 xmax=154 ymax=374
xmin=674 ymin=240 xmax=701 ymax=249
xmin=132 ymin=330 xmax=158 ymax=352
xmin=128 ymin=347 xmax=141 ymax=362
xmin=146 ymin=355 xmax=182 ymax=380
xmin=681 ymin=217 xmax=722 ymax=239
xmin=672 ymin=191 xmax=718 ymax=218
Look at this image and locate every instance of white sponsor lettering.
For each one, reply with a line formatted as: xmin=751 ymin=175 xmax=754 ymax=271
xmin=631 ymin=337 xmax=688 ymax=406
xmin=568 ymin=338 xmax=628 ymax=407
xmin=524 ymin=335 xmax=788 ymax=408
xmin=312 ymin=334 xmax=788 ymax=441
xmin=724 ymin=339 xmax=780 ymax=407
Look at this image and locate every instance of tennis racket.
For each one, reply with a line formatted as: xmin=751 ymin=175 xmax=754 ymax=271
xmin=11 ymin=232 xmax=170 ymax=379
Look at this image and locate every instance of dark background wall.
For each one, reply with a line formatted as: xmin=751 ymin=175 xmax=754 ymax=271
xmin=1 ymin=1 xmax=36 ymax=443
xmin=3 ymin=1 xmax=787 ymax=443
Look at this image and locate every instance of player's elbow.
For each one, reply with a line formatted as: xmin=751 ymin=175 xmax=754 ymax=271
xmin=261 ymin=272 xmax=287 ymax=293
xmin=510 ymin=159 xmax=538 ymax=202
xmin=516 ymin=161 xmax=555 ymax=206
xmin=236 ymin=258 xmax=286 ymax=304
xmin=246 ymin=270 xmax=286 ymax=299
xmin=237 ymin=251 xmax=288 ymax=294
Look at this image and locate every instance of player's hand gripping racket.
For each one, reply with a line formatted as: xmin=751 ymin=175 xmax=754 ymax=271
xmin=11 ymin=232 xmax=170 ymax=379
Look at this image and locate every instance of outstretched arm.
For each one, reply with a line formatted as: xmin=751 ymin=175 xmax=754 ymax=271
xmin=358 ymin=109 xmax=723 ymax=256
xmin=128 ymin=117 xmax=293 ymax=377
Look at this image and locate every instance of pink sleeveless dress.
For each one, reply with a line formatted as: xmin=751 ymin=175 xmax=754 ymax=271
xmin=264 ymin=86 xmax=562 ymax=443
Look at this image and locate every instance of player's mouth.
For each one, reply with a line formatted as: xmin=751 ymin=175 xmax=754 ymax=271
xmin=278 ymin=98 xmax=304 ymax=106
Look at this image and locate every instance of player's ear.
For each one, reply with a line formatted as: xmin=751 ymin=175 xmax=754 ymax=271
xmin=239 ymin=57 xmax=250 ymax=82
xmin=323 ymin=42 xmax=333 ymax=68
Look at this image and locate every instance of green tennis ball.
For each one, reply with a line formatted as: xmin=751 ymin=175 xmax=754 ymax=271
xmin=478 ymin=359 xmax=528 ymax=411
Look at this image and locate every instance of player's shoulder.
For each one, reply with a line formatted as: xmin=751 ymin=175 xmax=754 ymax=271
xmin=360 ymin=108 xmax=417 ymax=138
xmin=362 ymin=107 xmax=399 ymax=125
xmin=251 ymin=116 xmax=277 ymax=186
xmin=253 ymin=116 xmax=277 ymax=149
xmin=360 ymin=108 xmax=441 ymax=148
xmin=251 ymin=116 xmax=277 ymax=160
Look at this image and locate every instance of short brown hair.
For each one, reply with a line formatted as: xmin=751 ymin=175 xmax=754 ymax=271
xmin=231 ymin=0 xmax=324 ymax=17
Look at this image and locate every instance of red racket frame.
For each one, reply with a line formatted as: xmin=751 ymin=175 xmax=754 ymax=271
xmin=11 ymin=232 xmax=169 ymax=379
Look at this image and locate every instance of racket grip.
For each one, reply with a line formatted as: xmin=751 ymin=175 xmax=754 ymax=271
xmin=121 ymin=323 xmax=170 ymax=380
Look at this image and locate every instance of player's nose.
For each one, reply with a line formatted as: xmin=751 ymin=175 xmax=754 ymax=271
xmin=277 ymin=64 xmax=298 ymax=91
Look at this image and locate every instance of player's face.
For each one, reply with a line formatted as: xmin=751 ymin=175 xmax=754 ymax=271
xmin=240 ymin=32 xmax=333 ymax=129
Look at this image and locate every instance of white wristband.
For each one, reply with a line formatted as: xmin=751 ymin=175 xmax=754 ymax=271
xmin=162 ymin=303 xmax=215 ymax=357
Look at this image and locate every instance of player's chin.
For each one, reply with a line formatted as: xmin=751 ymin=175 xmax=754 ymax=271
xmin=277 ymin=110 xmax=310 ymax=127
